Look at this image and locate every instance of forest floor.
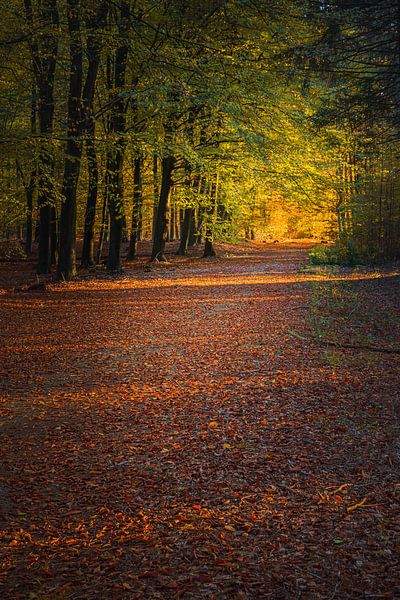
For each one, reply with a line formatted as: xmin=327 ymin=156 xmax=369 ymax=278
xmin=0 ymin=241 xmax=399 ymax=599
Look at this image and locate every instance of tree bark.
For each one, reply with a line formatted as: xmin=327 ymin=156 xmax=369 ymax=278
xmin=177 ymin=207 xmax=193 ymax=255
xmin=25 ymin=168 xmax=35 ymax=255
xmin=203 ymin=173 xmax=219 ymax=258
xmin=80 ymin=4 xmax=109 ymax=266
xmin=151 ymin=154 xmax=175 ymax=261
xmin=106 ymin=2 xmax=130 ymax=272
xmin=57 ymin=0 xmax=83 ymax=279
xmin=24 ymin=88 xmax=37 ymax=255
xmin=50 ymin=205 xmax=58 ymax=265
xmin=96 ymin=171 xmax=109 ymax=264
xmin=127 ymin=155 xmax=143 ymax=260
xmin=152 ymin=153 xmax=159 ymax=242
xmin=81 ymin=121 xmax=98 ymax=266
xmin=24 ymin=0 xmax=59 ymax=274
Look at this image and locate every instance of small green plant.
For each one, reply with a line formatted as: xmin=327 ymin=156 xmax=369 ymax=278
xmin=309 ymin=245 xmax=338 ymax=265
xmin=309 ymin=240 xmax=361 ymax=266
xmin=0 ymin=239 xmax=26 ymax=260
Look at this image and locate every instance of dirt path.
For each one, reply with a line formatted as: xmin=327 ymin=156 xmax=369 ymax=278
xmin=1 ymin=242 xmax=399 ymax=599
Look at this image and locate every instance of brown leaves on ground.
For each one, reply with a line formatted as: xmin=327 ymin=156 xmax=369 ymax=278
xmin=0 ymin=242 xmax=399 ymax=599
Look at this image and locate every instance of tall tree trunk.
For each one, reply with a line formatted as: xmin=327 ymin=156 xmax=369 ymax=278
xmin=25 ymin=88 xmax=37 ymax=255
xmin=24 ymin=0 xmax=59 ymax=274
xmin=58 ymin=1 xmax=108 ymax=277
xmin=50 ymin=206 xmax=58 ymax=265
xmin=151 ymin=153 xmax=175 ymax=261
xmin=81 ymin=121 xmax=98 ymax=266
xmin=57 ymin=0 xmax=83 ymax=280
xmin=152 ymin=153 xmax=159 ymax=241
xmin=127 ymin=155 xmax=143 ymax=260
xmin=107 ymin=147 xmax=125 ymax=271
xmin=106 ymin=2 xmax=129 ymax=272
xmin=25 ymin=169 xmax=35 ymax=255
xmin=176 ymin=207 xmax=193 ymax=255
xmin=37 ymin=98 xmax=55 ymax=273
xmin=203 ymin=173 xmax=219 ymax=258
xmin=169 ymin=189 xmax=176 ymax=241
xmin=188 ymin=208 xmax=196 ymax=247
xmin=96 ymin=171 xmax=109 ymax=264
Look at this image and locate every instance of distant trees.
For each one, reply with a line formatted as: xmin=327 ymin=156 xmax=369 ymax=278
xmin=306 ymin=0 xmax=400 ymax=260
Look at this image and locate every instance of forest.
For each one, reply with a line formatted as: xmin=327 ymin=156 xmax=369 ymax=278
xmin=0 ymin=0 xmax=399 ymax=272
xmin=1 ymin=1 xmax=400 ymax=599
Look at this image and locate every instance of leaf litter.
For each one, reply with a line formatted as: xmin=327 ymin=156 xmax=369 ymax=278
xmin=0 ymin=242 xmax=399 ymax=599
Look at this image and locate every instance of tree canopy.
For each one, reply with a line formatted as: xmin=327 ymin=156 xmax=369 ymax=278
xmin=0 ymin=0 xmax=398 ymax=275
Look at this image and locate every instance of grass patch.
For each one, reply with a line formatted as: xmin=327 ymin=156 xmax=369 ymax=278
xmin=308 ymin=277 xmax=400 ymax=367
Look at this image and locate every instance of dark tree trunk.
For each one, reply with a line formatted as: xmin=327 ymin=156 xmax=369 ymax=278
xmin=203 ymin=174 xmax=218 ymax=258
xmin=177 ymin=207 xmax=193 ymax=255
xmin=188 ymin=209 xmax=196 ymax=247
xmin=37 ymin=103 xmax=55 ymax=274
xmin=50 ymin=205 xmax=58 ymax=265
xmin=152 ymin=153 xmax=159 ymax=241
xmin=81 ymin=122 xmax=98 ymax=267
xmin=107 ymin=147 xmax=125 ymax=272
xmin=151 ymin=155 xmax=175 ymax=261
xmin=23 ymin=0 xmax=59 ymax=274
xmin=203 ymin=237 xmax=216 ymax=257
xmin=58 ymin=1 xmax=108 ymax=278
xmin=57 ymin=0 xmax=83 ymax=280
xmin=25 ymin=169 xmax=35 ymax=255
xmin=106 ymin=2 xmax=129 ymax=272
xmin=96 ymin=173 xmax=109 ymax=264
xmin=127 ymin=155 xmax=143 ymax=260
xmin=177 ymin=162 xmax=197 ymax=255
xmin=25 ymin=88 xmax=37 ymax=255
xmin=194 ymin=178 xmax=207 ymax=246
xmin=169 ymin=190 xmax=176 ymax=241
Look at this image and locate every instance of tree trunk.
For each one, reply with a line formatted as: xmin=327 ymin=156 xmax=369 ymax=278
xmin=152 ymin=153 xmax=159 ymax=241
xmin=50 ymin=206 xmax=58 ymax=265
xmin=96 ymin=173 xmax=109 ymax=264
xmin=23 ymin=0 xmax=59 ymax=274
xmin=203 ymin=173 xmax=219 ymax=258
xmin=57 ymin=0 xmax=83 ymax=280
xmin=127 ymin=155 xmax=143 ymax=260
xmin=25 ymin=169 xmax=35 ymax=256
xmin=106 ymin=2 xmax=129 ymax=272
xmin=151 ymin=154 xmax=175 ymax=261
xmin=25 ymin=89 xmax=37 ymax=255
xmin=203 ymin=237 xmax=216 ymax=257
xmin=80 ymin=3 xmax=108 ymax=267
xmin=37 ymin=100 xmax=55 ymax=274
xmin=81 ymin=122 xmax=98 ymax=266
xmin=177 ymin=207 xmax=193 ymax=255
xmin=107 ymin=147 xmax=125 ymax=272
xmin=58 ymin=1 xmax=108 ymax=277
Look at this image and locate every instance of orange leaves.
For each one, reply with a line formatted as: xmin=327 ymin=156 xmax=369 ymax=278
xmin=1 ymin=242 xmax=399 ymax=598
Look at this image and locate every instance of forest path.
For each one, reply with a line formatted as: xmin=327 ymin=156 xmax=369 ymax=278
xmin=1 ymin=242 xmax=399 ymax=599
